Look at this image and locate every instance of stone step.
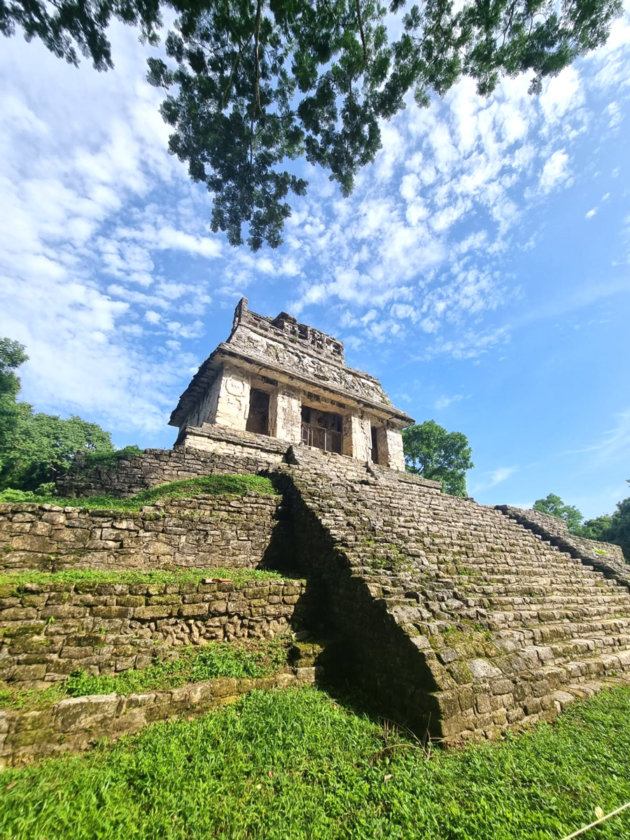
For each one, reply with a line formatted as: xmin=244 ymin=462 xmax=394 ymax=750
xmin=496 ymin=616 xmax=630 ymax=646
xmin=483 ymin=604 xmax=630 ymax=629
xmin=549 ymin=633 xmax=630 ymax=661
xmin=456 ymin=591 xmax=630 ymax=609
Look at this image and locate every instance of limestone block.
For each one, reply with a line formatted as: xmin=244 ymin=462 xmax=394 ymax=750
xmin=466 ymin=659 xmax=503 ymax=680
xmin=213 ymin=366 xmax=251 ymax=431
xmin=384 ymin=428 xmax=405 ymax=471
xmin=54 ymin=694 xmax=120 ymax=731
xmin=343 ymin=414 xmax=372 ymax=461
xmin=269 ymin=388 xmax=301 ymax=444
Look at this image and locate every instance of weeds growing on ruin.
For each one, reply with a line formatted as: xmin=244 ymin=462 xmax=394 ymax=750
xmin=0 ymin=473 xmax=277 ymax=509
xmin=0 ymin=566 xmax=290 ymax=594
xmin=0 ymin=637 xmax=292 ymax=711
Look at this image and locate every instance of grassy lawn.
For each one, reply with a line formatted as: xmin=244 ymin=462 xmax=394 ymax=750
xmin=0 ymin=474 xmax=277 ymax=510
xmin=1 ymin=686 xmax=630 ymax=839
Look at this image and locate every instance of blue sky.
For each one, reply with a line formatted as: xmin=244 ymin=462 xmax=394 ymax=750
xmin=1 ymin=10 xmax=629 ymax=519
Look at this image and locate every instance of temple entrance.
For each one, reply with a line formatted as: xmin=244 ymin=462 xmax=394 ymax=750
xmin=301 ymin=405 xmax=342 ymax=454
xmin=371 ymin=426 xmax=379 ymax=464
xmin=246 ymin=388 xmax=270 ymax=435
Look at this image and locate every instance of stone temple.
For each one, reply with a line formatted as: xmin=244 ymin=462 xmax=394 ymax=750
xmin=2 ymin=301 xmax=630 ymax=765
xmin=169 ymin=298 xmax=412 ymax=470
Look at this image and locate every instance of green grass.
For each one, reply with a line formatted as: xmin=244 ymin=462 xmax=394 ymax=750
xmin=0 ymin=566 xmax=290 ymax=595
xmin=0 ymin=638 xmax=292 ymax=711
xmin=2 ymin=686 xmax=630 ymax=839
xmin=0 ymin=473 xmax=276 ymax=510
xmin=81 ymin=445 xmax=144 ymax=468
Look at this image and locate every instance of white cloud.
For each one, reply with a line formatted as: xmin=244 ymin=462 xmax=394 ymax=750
xmin=571 ymin=409 xmax=630 ymax=465
xmin=470 ymin=466 xmax=517 ymax=494
xmin=539 ymin=150 xmax=571 ymax=193
xmin=433 ymin=394 xmax=466 ymax=410
xmin=489 ymin=467 xmax=517 ymax=486
xmin=539 ymin=67 xmax=584 ymax=124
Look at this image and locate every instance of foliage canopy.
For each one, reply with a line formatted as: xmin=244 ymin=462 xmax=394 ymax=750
xmin=582 ymin=481 xmax=630 ymax=561
xmin=1 ymin=0 xmax=623 ymax=248
xmin=533 ymin=492 xmax=584 ymax=534
xmin=402 ymin=419 xmax=473 ymax=497
xmin=0 ymin=338 xmax=115 ymax=490
xmin=533 ymin=485 xmax=630 ymax=560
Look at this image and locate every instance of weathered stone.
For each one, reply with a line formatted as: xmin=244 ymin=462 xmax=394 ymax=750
xmin=54 ymin=694 xmax=120 ymax=730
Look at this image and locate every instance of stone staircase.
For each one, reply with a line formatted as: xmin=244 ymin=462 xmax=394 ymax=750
xmin=276 ymin=445 xmax=630 ymax=741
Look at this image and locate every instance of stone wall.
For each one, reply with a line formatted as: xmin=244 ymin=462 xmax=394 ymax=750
xmin=179 ymin=425 xmax=289 ymax=467
xmin=0 ymin=645 xmax=322 ymax=768
xmin=0 ymin=577 xmax=308 ymax=687
xmin=496 ymin=506 xmax=630 ymax=589
xmin=55 ymin=442 xmax=285 ymax=498
xmin=0 ymin=494 xmax=288 ymax=572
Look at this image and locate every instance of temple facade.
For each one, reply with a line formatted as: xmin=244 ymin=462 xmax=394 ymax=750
xmin=169 ymin=299 xmax=413 ymax=469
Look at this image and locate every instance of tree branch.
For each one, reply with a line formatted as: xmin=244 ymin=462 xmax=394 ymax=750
xmin=355 ymin=0 xmax=368 ymax=62
xmin=250 ymin=0 xmax=263 ymax=164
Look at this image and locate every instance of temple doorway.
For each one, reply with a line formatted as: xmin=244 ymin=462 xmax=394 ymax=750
xmin=301 ymin=405 xmax=342 ymax=454
xmin=246 ymin=388 xmax=270 ymax=435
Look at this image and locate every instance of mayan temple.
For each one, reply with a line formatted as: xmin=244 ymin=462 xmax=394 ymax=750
xmin=169 ymin=298 xmax=412 ymax=469
xmin=1 ymin=300 xmax=629 ymax=764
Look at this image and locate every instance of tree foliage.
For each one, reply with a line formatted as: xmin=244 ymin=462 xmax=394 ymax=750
xmin=582 ymin=482 xmax=630 ymax=562
xmin=533 ymin=486 xmax=630 ymax=561
xmin=402 ymin=420 xmax=473 ymax=497
xmin=1 ymin=0 xmax=623 ymax=249
xmin=0 ymin=339 xmax=115 ymax=491
xmin=532 ymin=492 xmax=584 ymax=534
xmin=605 ymin=489 xmax=630 ymax=562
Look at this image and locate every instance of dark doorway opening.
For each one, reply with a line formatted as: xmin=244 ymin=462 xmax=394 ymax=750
xmin=246 ymin=388 xmax=270 ymax=435
xmin=371 ymin=426 xmax=379 ymax=464
xmin=301 ymin=405 xmax=342 ymax=454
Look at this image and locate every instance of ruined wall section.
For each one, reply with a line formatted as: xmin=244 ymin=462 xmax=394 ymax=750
xmin=0 ymin=494 xmax=289 ymax=572
xmin=0 ymin=577 xmax=308 ymax=688
xmin=54 ymin=443 xmax=284 ymax=499
xmin=0 ymin=663 xmax=319 ymax=768
xmin=496 ymin=506 xmax=629 ymax=589
xmin=231 ymin=300 xmax=345 ymax=362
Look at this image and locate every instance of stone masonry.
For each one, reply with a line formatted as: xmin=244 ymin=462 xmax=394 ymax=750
xmin=274 ymin=446 xmax=630 ymax=742
xmin=3 ymin=299 xmax=630 ymax=757
xmin=0 ymin=576 xmax=308 ymax=688
xmin=7 ymin=441 xmax=630 ymax=747
xmin=0 ymin=493 xmax=288 ymax=572
xmin=496 ymin=506 xmax=629 ymax=588
xmin=55 ymin=439 xmax=286 ymax=498
xmin=170 ymin=299 xmax=412 ymax=470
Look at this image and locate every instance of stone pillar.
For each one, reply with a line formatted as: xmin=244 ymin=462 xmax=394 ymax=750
xmin=343 ymin=414 xmax=372 ymax=462
xmin=212 ymin=365 xmax=251 ymax=431
xmin=375 ymin=426 xmax=389 ymax=466
xmin=383 ymin=427 xmax=405 ymax=471
xmin=191 ymin=375 xmax=222 ymax=427
xmin=269 ymin=388 xmax=301 ymax=444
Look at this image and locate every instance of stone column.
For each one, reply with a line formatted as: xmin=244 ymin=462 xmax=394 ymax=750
xmin=342 ymin=414 xmax=372 ymax=461
xmin=191 ymin=375 xmax=222 ymax=427
xmin=212 ymin=365 xmax=251 ymax=431
xmin=269 ymin=388 xmax=302 ymax=444
xmin=383 ymin=427 xmax=405 ymax=471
